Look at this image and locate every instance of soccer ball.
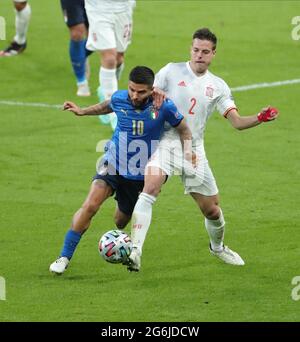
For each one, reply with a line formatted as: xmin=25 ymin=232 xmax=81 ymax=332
xmin=99 ymin=229 xmax=133 ymax=264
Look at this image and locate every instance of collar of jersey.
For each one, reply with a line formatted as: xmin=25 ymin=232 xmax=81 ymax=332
xmin=186 ymin=61 xmax=209 ymax=79
xmin=126 ymin=95 xmax=153 ymax=111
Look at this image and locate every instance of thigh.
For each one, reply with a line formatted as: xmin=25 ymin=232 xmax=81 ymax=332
xmin=84 ymin=179 xmax=113 ymax=207
xmin=114 ymin=10 xmax=133 ymax=52
xmin=61 ymin=0 xmax=88 ymax=28
xmin=147 ymin=138 xmax=180 ymax=177
xmin=183 ymin=146 xmax=219 ymax=196
xmin=144 ymin=166 xmax=167 ymax=197
xmin=115 ymin=177 xmax=144 ymax=216
xmin=93 ymin=171 xmax=118 ymax=194
xmin=184 ymin=162 xmax=218 ymax=196
xmin=85 ymin=11 xmax=116 ymax=51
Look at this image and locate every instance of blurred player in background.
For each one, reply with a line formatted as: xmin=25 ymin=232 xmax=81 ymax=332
xmin=126 ymin=28 xmax=279 ymax=272
xmin=85 ymin=0 xmax=136 ymax=131
xmin=60 ymin=0 xmax=93 ymax=97
xmin=0 ymin=0 xmax=31 ymax=57
xmin=49 ymin=66 xmax=193 ymax=275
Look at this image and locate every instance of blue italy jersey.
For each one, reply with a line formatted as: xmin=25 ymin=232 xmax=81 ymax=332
xmin=102 ymin=90 xmax=183 ymax=180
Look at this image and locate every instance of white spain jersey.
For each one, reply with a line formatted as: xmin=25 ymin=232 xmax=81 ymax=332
xmin=154 ymin=62 xmax=237 ymax=146
xmin=85 ymin=0 xmax=135 ymax=13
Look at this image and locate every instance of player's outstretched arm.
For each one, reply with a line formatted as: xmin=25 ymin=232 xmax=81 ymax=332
xmin=226 ymin=106 xmax=279 ymax=130
xmin=63 ymin=101 xmax=84 ymax=116
xmin=63 ymin=100 xmax=113 ymax=116
xmin=175 ymin=119 xmax=197 ymax=168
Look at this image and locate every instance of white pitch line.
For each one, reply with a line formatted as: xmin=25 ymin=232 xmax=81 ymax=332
xmin=0 ymin=78 xmax=299 ymax=109
xmin=231 ymin=78 xmax=300 ymax=92
xmin=0 ymin=100 xmax=61 ymax=109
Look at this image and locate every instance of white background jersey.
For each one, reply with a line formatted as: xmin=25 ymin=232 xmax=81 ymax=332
xmin=154 ymin=62 xmax=236 ymax=146
xmin=85 ymin=0 xmax=135 ymax=13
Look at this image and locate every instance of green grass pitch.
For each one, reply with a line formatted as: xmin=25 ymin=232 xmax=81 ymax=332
xmin=0 ymin=0 xmax=300 ymax=322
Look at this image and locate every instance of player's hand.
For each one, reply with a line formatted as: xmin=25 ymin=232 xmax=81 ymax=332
xmin=184 ymin=151 xmax=197 ymax=165
xmin=152 ymin=87 xmax=166 ymax=110
xmin=191 ymin=151 xmax=198 ymax=168
xmin=63 ymin=101 xmax=85 ymax=116
xmin=183 ymin=151 xmax=198 ymax=176
xmin=257 ymin=106 xmax=279 ymax=122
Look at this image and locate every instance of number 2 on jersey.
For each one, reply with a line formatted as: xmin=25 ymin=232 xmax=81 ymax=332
xmin=189 ymin=97 xmax=197 ymax=115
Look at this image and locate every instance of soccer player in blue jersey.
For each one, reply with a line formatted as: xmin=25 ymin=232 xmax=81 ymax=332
xmin=49 ymin=66 xmax=193 ymax=274
xmin=60 ymin=0 xmax=92 ymax=97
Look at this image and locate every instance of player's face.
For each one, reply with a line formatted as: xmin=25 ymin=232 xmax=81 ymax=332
xmin=190 ymin=39 xmax=216 ymax=75
xmin=128 ymin=81 xmax=153 ymax=107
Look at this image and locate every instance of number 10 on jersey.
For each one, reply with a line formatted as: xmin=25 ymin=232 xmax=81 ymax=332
xmin=132 ymin=120 xmax=144 ymax=136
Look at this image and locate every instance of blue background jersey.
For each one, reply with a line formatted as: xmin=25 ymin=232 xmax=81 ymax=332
xmin=102 ymin=90 xmax=183 ymax=180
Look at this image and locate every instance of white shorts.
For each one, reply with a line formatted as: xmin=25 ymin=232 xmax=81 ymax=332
xmin=86 ymin=10 xmax=133 ymax=52
xmin=14 ymin=0 xmax=27 ymax=2
xmin=147 ymin=138 xmax=219 ymax=196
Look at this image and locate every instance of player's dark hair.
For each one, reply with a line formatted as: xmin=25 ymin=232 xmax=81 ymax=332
xmin=129 ymin=66 xmax=155 ymax=87
xmin=193 ymin=28 xmax=217 ymax=50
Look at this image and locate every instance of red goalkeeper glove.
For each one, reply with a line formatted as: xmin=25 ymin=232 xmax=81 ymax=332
xmin=257 ymin=106 xmax=278 ymax=122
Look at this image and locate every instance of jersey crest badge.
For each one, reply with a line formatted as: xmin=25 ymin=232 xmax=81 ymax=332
xmin=205 ymin=86 xmax=214 ymax=98
xmin=149 ymin=106 xmax=159 ymax=119
xmin=178 ymin=80 xmax=187 ymax=87
xmin=150 ymin=110 xmax=159 ymax=120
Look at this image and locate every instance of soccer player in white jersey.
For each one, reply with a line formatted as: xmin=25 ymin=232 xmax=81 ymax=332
xmin=126 ymin=28 xmax=279 ymax=272
xmin=85 ymin=0 xmax=136 ymax=131
xmin=0 ymin=0 xmax=31 ymax=57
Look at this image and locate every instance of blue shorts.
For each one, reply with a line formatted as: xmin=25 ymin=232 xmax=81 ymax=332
xmin=60 ymin=0 xmax=88 ymax=27
xmin=93 ymin=173 xmax=144 ymax=216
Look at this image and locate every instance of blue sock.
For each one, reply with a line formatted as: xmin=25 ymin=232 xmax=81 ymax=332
xmin=69 ymin=39 xmax=87 ymax=84
xmin=60 ymin=229 xmax=82 ymax=260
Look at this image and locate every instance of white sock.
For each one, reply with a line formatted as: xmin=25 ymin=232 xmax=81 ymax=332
xmin=14 ymin=3 xmax=31 ymax=45
xmin=116 ymin=63 xmax=125 ymax=81
xmin=131 ymin=192 xmax=156 ymax=253
xmin=205 ymin=209 xmax=225 ymax=252
xmin=99 ymin=67 xmax=118 ymax=100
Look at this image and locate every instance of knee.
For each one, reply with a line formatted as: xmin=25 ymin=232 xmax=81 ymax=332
xmin=115 ymin=219 xmax=127 ymax=230
xmin=204 ymin=206 xmax=220 ymax=220
xmin=82 ymin=200 xmax=100 ymax=217
xmin=70 ymin=25 xmax=86 ymax=41
xmin=117 ymin=53 xmax=124 ymax=66
xmin=143 ymin=183 xmax=161 ymax=198
xmin=114 ymin=216 xmax=130 ymax=229
xmin=101 ymin=50 xmax=117 ymax=69
xmin=14 ymin=2 xmax=27 ymax=11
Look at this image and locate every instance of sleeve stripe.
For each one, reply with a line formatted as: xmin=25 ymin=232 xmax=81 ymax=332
xmin=223 ymin=107 xmax=237 ymax=118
